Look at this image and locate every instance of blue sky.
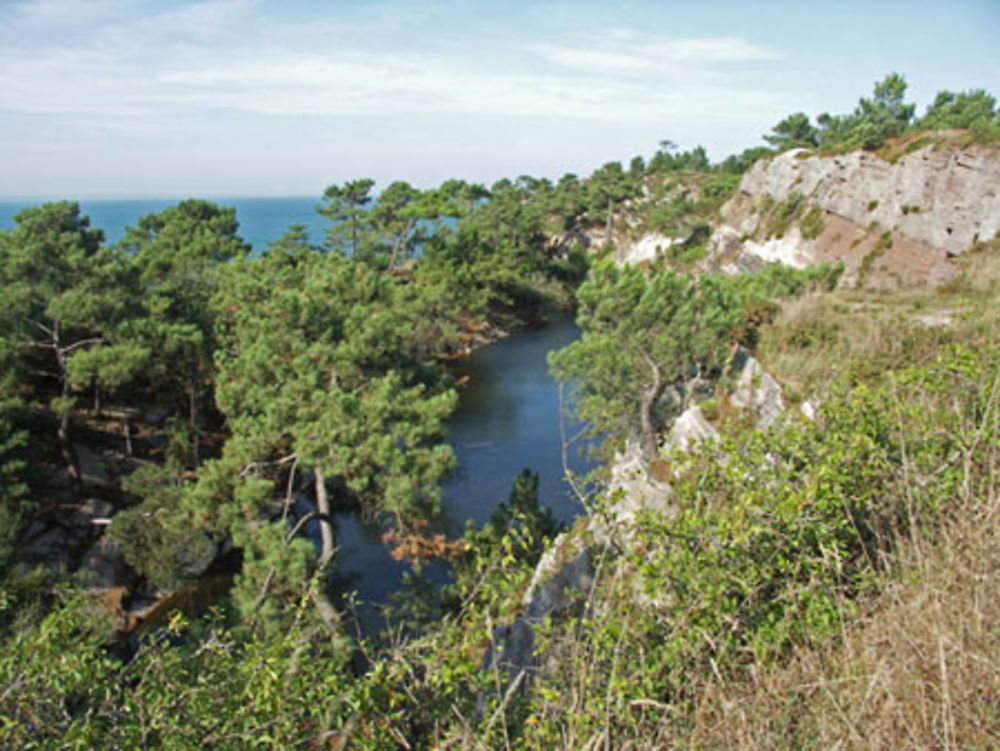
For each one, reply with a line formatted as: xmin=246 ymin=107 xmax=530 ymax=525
xmin=1 ymin=0 xmax=998 ymax=198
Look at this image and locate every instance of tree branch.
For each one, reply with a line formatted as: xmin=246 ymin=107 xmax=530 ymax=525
xmin=63 ymin=336 xmax=107 ymax=354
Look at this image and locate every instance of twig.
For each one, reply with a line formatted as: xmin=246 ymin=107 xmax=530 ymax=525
xmin=239 ymin=453 xmax=297 ymax=479
xmin=481 ymin=669 xmax=526 ymax=745
xmin=558 ymin=381 xmax=590 ymax=507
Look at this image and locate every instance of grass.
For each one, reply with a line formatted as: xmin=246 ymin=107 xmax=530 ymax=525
xmin=503 ymin=330 xmax=1000 ymax=749
xmin=489 ymin=143 xmax=1000 ymax=751
xmin=879 ymin=131 xmax=943 ymax=164
xmin=799 ymin=205 xmax=826 ymax=240
xmin=683 ymin=505 xmax=1000 ymax=749
xmin=758 ymin=192 xmax=807 ymax=240
xmin=758 ymin=235 xmax=1000 ymax=400
xmin=510 ymin=244 xmax=1000 ymax=748
xmin=515 ymin=268 xmax=1000 ymax=747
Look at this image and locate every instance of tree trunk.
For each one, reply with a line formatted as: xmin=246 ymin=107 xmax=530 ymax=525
xmin=387 ymin=220 xmax=416 ymax=271
xmin=313 ymin=468 xmax=336 ymax=573
xmin=187 ymin=371 xmax=200 ymax=464
xmin=52 ymin=321 xmax=82 ymax=488
xmin=313 ymin=468 xmax=340 ymax=633
xmin=639 ymin=394 xmax=660 ymax=463
xmin=388 ymin=236 xmax=402 ymax=270
xmin=639 ymin=351 xmax=665 ymax=464
xmin=606 ymin=196 xmax=614 ymax=247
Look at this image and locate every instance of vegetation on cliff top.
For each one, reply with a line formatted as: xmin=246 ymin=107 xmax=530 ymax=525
xmin=765 ymin=72 xmax=1000 ymax=153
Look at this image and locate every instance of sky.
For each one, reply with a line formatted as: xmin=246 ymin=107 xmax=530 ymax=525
xmin=1 ymin=0 xmax=998 ymax=199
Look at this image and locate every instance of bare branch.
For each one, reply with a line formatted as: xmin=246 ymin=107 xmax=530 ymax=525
xmin=63 ymin=337 xmax=106 ymax=354
xmin=239 ymin=453 xmax=297 ymax=479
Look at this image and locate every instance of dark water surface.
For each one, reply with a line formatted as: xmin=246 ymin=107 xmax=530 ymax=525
xmin=331 ymin=314 xmax=589 ymax=629
xmin=441 ymin=314 xmax=588 ymax=527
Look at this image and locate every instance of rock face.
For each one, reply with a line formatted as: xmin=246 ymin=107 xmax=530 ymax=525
xmin=80 ymin=537 xmax=137 ymax=592
xmin=604 ymin=439 xmax=673 ymax=531
xmin=666 ymin=405 xmax=720 ymax=452
xmin=709 ymin=139 xmax=1000 ymax=286
xmin=728 ymin=348 xmax=785 ymax=431
xmin=615 ymin=233 xmax=684 ymax=266
xmin=486 ymin=349 xmax=793 ymax=694
xmin=480 ymin=540 xmax=593 ymax=698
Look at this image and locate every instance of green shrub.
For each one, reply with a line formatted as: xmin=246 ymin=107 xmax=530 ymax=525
xmin=800 ymin=206 xmax=827 ymax=240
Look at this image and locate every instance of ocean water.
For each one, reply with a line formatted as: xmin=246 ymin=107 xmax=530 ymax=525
xmin=0 ymin=196 xmax=330 ymax=252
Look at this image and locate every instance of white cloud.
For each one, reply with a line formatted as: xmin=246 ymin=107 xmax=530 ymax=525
xmin=666 ymin=37 xmax=781 ymax=62
xmin=1 ymin=0 xmax=128 ymax=29
xmin=0 ymin=0 xmax=794 ymax=194
xmin=0 ymin=8 xmax=785 ymax=124
xmin=532 ymin=34 xmax=781 ymax=78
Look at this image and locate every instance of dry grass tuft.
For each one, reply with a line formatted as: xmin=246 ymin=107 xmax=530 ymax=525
xmin=758 ymin=234 xmax=1000 ymax=401
xmin=681 ymin=506 xmax=1000 ymax=749
xmin=757 ymin=291 xmax=954 ymax=399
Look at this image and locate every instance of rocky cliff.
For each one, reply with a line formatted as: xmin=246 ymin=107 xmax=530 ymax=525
xmin=708 ymin=135 xmax=1000 ymax=286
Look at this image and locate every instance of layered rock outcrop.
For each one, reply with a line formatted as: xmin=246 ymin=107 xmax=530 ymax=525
xmin=709 ymin=138 xmax=1000 ymax=286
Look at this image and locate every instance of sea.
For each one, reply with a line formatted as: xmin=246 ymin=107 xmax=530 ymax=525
xmin=0 ymin=196 xmax=330 ymax=252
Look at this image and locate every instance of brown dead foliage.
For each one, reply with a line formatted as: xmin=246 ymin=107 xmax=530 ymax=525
xmin=383 ymin=519 xmax=469 ymax=563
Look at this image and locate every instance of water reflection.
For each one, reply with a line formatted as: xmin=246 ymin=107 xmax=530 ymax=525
xmin=329 ymin=313 xmax=590 ymax=631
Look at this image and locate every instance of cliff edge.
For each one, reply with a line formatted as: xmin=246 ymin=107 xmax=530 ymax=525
xmin=708 ymin=134 xmax=1000 ymax=286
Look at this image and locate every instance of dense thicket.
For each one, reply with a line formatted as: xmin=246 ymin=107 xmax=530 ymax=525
xmin=0 ymin=177 xmax=591 ymax=613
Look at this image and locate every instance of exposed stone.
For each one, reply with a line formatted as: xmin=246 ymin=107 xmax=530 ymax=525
xmin=709 ymin=140 xmax=1000 ymax=287
xmin=739 ymin=144 xmax=1000 ymax=257
xmin=729 ymin=348 xmax=785 ymax=430
xmin=69 ymin=497 xmax=115 ymax=529
xmin=143 ymin=405 xmax=171 ymax=426
xmin=75 ymin=444 xmax=112 ymax=487
xmin=615 ymin=233 xmax=684 ymax=266
xmin=79 ymin=536 xmax=138 ymax=592
xmin=482 ymin=618 xmax=536 ymax=680
xmin=732 ymin=228 xmax=814 ymax=270
xmin=915 ymin=309 xmax=956 ymax=327
xmin=666 ymin=405 xmax=720 ymax=452
xmin=488 ymin=350 xmax=794 ymax=697
xmin=603 ymin=439 xmax=674 ymax=532
xmin=21 ymin=526 xmax=74 ymax=564
xmin=174 ymin=535 xmax=221 ymax=581
xmin=801 ymin=399 xmax=818 ymax=421
xmin=480 ymin=534 xmax=595 ymax=701
xmin=524 ymin=542 xmax=593 ymax=618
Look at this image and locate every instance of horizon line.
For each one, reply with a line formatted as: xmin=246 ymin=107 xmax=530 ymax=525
xmin=0 ymin=192 xmax=322 ymax=203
